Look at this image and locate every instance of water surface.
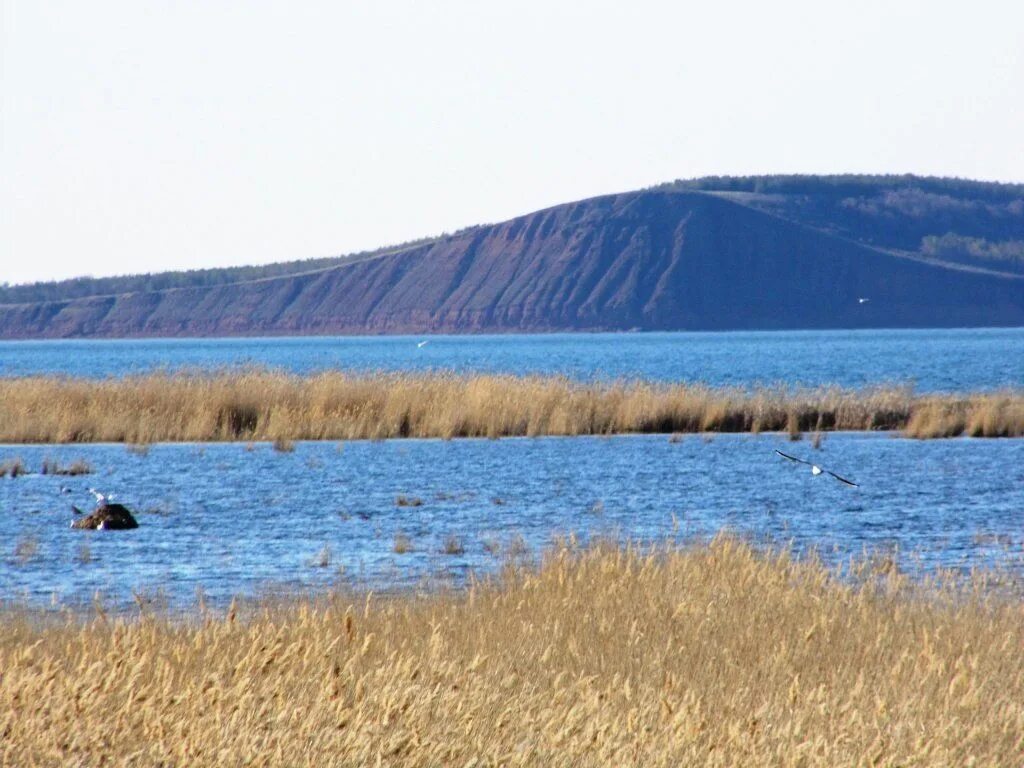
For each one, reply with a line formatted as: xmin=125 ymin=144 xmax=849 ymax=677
xmin=1 ymin=328 xmax=1022 ymax=391
xmin=2 ymin=434 xmax=1021 ymax=611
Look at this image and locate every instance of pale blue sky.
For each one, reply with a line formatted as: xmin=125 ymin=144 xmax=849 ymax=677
xmin=3 ymin=0 xmax=1022 ymax=285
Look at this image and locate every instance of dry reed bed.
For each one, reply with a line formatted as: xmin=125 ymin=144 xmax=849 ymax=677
xmin=2 ymin=539 xmax=1022 ymax=766
xmin=0 ymin=372 xmax=1020 ymax=443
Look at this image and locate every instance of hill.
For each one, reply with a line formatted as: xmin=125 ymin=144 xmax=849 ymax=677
xmin=1 ymin=175 xmax=1022 ymax=338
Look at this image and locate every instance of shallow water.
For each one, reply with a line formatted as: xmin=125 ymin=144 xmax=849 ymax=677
xmin=2 ymin=328 xmax=1022 ymax=391
xmin=2 ymin=434 xmax=1022 ymax=611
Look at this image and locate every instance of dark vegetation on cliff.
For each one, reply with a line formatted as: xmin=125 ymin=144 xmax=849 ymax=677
xmin=1 ymin=175 xmax=1021 ymax=337
xmin=662 ymin=174 xmax=1024 ymax=274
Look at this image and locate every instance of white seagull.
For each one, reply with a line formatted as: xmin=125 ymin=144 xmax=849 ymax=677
xmin=858 ymin=297 xmax=870 ymax=304
xmin=417 ymin=340 xmax=429 ymax=348
xmin=775 ymin=450 xmax=859 ymax=487
xmin=88 ymin=488 xmax=115 ymax=505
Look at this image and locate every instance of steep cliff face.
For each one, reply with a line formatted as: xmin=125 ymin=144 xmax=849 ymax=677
xmin=1 ymin=189 xmax=1022 ymax=338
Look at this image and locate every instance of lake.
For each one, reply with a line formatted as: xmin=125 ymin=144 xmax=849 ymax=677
xmin=2 ymin=433 xmax=1022 ymax=612
xmin=1 ymin=329 xmax=1021 ymax=612
xmin=1 ymin=327 xmax=1023 ymax=391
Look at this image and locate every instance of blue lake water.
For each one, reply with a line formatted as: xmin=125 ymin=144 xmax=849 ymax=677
xmin=1 ymin=327 xmax=1022 ymax=391
xmin=2 ymin=434 xmax=1022 ymax=612
xmin=1 ymin=329 xmax=1021 ymax=612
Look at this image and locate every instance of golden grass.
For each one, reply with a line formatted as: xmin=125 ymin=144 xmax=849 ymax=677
xmin=0 ymin=371 xmax=1020 ymax=443
xmin=2 ymin=539 xmax=1022 ymax=766
xmin=903 ymin=393 xmax=1024 ymax=438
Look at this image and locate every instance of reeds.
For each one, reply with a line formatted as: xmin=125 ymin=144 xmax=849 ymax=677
xmin=2 ymin=538 xmax=1022 ymax=766
xmin=40 ymin=458 xmax=93 ymax=476
xmin=310 ymin=545 xmax=332 ymax=568
xmin=0 ymin=457 xmax=27 ymax=477
xmin=903 ymin=392 xmax=1024 ymax=438
xmin=12 ymin=535 xmax=38 ymax=564
xmin=272 ymin=436 xmax=295 ymax=453
xmin=0 ymin=371 xmax=1019 ymax=443
xmin=441 ymin=534 xmax=465 ymax=555
xmin=76 ymin=543 xmax=92 ymax=564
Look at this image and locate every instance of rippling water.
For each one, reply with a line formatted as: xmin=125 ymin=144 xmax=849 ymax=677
xmin=2 ymin=328 xmax=1022 ymax=391
xmin=2 ymin=434 xmax=1022 ymax=611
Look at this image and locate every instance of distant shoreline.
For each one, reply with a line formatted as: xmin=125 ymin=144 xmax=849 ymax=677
xmin=0 ymin=372 xmax=1020 ymax=443
xmin=1 ymin=324 xmax=1023 ymax=342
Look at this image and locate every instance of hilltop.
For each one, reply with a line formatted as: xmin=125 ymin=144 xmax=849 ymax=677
xmin=1 ymin=175 xmax=1022 ymax=337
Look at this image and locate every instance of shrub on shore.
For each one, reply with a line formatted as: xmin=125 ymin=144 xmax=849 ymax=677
xmin=1 ymin=538 xmax=1021 ymax=765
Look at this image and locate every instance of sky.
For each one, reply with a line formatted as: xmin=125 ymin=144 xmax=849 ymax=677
xmin=2 ymin=1 xmax=1023 ymax=286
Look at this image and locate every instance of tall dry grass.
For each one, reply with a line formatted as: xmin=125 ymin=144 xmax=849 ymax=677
xmin=2 ymin=539 xmax=1022 ymax=766
xmin=902 ymin=392 xmax=1024 ymax=438
xmin=0 ymin=371 xmax=1020 ymax=443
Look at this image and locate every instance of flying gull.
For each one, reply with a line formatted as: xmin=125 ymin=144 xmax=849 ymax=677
xmin=417 ymin=340 xmax=429 ymax=348
xmin=774 ymin=450 xmax=859 ymax=487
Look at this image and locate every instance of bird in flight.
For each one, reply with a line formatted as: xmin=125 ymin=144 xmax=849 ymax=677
xmin=774 ymin=450 xmax=859 ymax=487
xmin=417 ymin=340 xmax=429 ymax=348
xmin=858 ymin=297 xmax=870 ymax=304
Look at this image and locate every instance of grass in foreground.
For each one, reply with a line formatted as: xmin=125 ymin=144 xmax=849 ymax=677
xmin=2 ymin=539 xmax=1022 ymax=766
xmin=0 ymin=371 xmax=1021 ymax=443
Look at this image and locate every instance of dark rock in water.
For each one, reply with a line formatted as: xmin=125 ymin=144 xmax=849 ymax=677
xmin=70 ymin=502 xmax=139 ymax=530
